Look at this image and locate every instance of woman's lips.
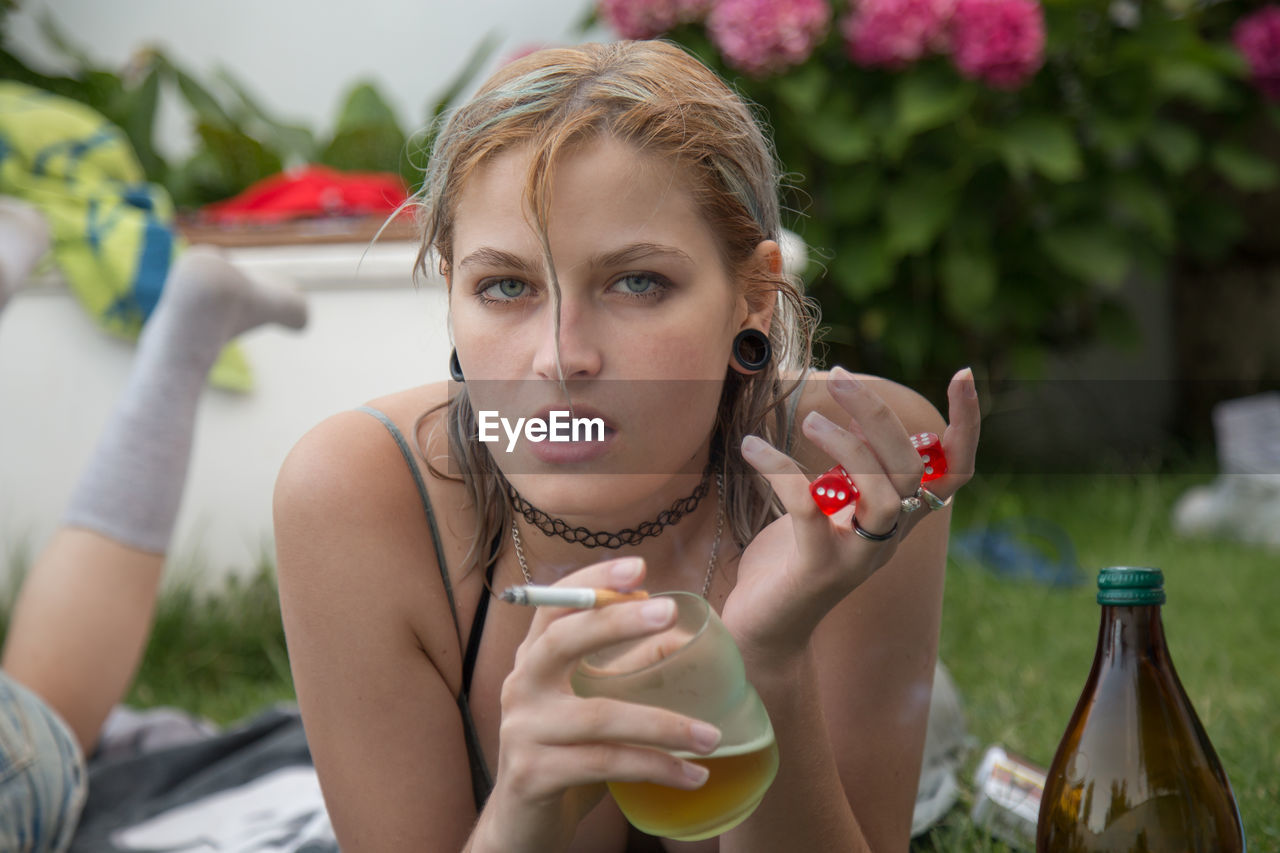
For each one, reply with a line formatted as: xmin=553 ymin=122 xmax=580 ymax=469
xmin=524 ymin=405 xmax=617 ymax=464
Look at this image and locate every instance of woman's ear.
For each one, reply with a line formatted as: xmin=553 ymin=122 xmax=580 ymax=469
xmin=740 ymin=239 xmax=781 ymax=334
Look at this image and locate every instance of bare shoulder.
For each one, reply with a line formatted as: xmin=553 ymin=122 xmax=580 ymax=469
xmin=273 ymin=382 xmax=471 ymax=680
xmin=275 ymin=384 xmax=447 ymax=524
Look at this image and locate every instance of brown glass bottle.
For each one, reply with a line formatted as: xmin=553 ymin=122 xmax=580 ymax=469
xmin=1037 ymin=567 xmax=1245 ymax=852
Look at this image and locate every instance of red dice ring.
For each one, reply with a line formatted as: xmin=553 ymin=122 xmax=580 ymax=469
xmin=910 ymin=432 xmax=947 ymax=482
xmin=809 ymin=465 xmax=858 ymax=516
xmin=811 ymin=433 xmax=947 ymax=515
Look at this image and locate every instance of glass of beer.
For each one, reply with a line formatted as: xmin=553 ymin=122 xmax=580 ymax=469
xmin=570 ymin=591 xmax=778 ymax=841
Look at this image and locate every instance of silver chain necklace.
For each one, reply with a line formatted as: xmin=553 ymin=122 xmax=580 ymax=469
xmin=511 ymin=473 xmax=725 ymax=598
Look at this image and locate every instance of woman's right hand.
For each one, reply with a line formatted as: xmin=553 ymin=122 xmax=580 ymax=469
xmin=471 ymin=557 xmax=722 ymax=853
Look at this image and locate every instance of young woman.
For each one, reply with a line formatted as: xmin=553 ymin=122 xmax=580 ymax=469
xmin=274 ymin=40 xmax=979 ymax=852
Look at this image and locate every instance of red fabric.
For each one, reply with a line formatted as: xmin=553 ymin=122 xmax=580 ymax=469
xmin=200 ymin=165 xmax=410 ymax=224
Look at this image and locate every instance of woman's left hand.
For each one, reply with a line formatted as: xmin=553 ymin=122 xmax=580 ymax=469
xmin=722 ymin=366 xmax=979 ymax=667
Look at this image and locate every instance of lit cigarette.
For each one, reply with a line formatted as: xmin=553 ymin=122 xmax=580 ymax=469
xmin=499 ymin=585 xmax=649 ymax=608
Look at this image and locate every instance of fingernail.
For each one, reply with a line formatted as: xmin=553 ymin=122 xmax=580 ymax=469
xmin=642 ymin=598 xmax=675 ymax=625
xmin=611 ymin=558 xmax=643 ymax=583
xmin=691 ymin=722 xmax=722 ymax=753
xmin=683 ymin=761 xmax=710 ymax=785
xmin=741 ymin=434 xmax=769 ymax=458
xmin=959 ymin=366 xmax=977 ymax=398
xmin=804 ymin=410 xmax=836 ymax=432
xmin=830 ymin=366 xmax=858 ymax=392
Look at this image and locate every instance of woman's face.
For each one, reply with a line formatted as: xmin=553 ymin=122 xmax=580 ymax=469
xmin=448 ymin=135 xmax=766 ymax=519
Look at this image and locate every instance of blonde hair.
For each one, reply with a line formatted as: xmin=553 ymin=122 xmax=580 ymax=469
xmin=413 ymin=40 xmax=817 ymax=577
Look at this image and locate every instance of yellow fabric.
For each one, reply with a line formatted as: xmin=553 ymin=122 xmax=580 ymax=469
xmin=0 ymin=82 xmax=251 ymax=390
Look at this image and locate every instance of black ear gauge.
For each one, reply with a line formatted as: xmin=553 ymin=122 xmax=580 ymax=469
xmin=449 ymin=348 xmax=465 ymax=382
xmin=731 ymin=328 xmax=771 ymax=373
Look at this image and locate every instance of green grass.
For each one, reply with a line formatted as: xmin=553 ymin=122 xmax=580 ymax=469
xmin=122 ymin=562 xmax=298 ymax=723
xmin=3 ymin=472 xmax=1275 ymax=849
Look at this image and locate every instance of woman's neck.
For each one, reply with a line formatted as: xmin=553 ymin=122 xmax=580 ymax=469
xmin=508 ymin=466 xmax=729 ymax=595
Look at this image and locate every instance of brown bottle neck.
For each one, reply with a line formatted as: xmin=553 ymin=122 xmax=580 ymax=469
xmin=1097 ymin=604 xmax=1169 ymax=664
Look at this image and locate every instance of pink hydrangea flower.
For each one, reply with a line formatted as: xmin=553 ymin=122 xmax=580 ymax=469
xmin=1234 ymin=6 xmax=1280 ymax=102
xmin=949 ymin=0 xmax=1045 ymax=90
xmin=842 ymin=0 xmax=956 ymax=70
xmin=598 ymin=0 xmax=714 ymax=40
xmin=707 ymin=0 xmax=833 ymax=76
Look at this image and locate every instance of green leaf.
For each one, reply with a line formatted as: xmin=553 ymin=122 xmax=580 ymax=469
xmin=893 ymin=67 xmax=974 ymax=139
xmin=163 ymin=58 xmax=236 ymax=129
xmin=883 ymin=311 xmax=931 ymax=377
xmin=940 ymin=239 xmax=998 ymax=322
xmin=884 ymin=174 xmax=956 ymax=257
xmin=1145 ymin=121 xmax=1199 ymax=175
xmin=1152 ymin=59 xmax=1229 ymax=109
xmin=116 ymin=65 xmax=166 ymax=183
xmin=1041 ymin=225 xmax=1130 ymax=290
xmin=214 ymin=68 xmax=317 ymax=165
xmin=323 ymin=82 xmax=408 ymax=174
xmin=832 ymin=233 xmax=894 ymax=300
xmin=334 ymin=82 xmax=402 ymax=134
xmin=775 ymin=62 xmax=828 ymax=119
xmin=79 ymin=69 xmax=126 ymax=118
xmin=997 ymin=116 xmax=1083 ymax=183
xmin=825 ymin=169 xmax=881 ymax=225
xmin=36 ymin=9 xmax=94 ymax=68
xmin=804 ymin=108 xmax=873 ymax=165
xmin=174 ymin=122 xmax=283 ymax=204
xmin=1093 ymin=114 xmax=1141 ymax=160
xmin=1109 ymin=180 xmax=1174 ymax=249
xmin=1210 ymin=143 xmax=1280 ymax=193
xmin=321 ymin=125 xmax=409 ymax=174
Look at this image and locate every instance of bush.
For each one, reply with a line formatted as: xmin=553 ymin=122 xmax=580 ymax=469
xmin=593 ymin=0 xmax=1280 ymax=383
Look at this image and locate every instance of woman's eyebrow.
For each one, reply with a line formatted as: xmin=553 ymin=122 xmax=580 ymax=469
xmin=456 ymin=246 xmax=539 ymax=273
xmin=589 ymin=242 xmax=694 ymax=269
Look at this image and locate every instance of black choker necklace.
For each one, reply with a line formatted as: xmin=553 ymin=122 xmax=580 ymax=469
xmin=506 ymin=467 xmax=714 ymax=549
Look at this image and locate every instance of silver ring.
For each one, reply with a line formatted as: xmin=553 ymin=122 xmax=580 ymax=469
xmin=853 ymin=517 xmax=899 ymax=542
xmin=919 ymin=485 xmax=952 ymax=511
xmin=900 ymin=494 xmax=924 ymax=514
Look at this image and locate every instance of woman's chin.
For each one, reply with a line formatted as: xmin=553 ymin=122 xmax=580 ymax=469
xmin=504 ymin=472 xmax=694 ymax=522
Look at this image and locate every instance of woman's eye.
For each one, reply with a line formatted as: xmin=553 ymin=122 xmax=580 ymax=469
xmin=610 ymin=273 xmax=666 ymax=297
xmin=480 ymin=278 xmax=527 ymax=300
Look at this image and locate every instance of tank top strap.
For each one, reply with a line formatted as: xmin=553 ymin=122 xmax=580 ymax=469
xmin=354 ymin=406 xmax=463 ymax=648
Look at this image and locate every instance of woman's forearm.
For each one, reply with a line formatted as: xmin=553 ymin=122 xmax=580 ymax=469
xmin=720 ymin=645 xmax=870 ymax=853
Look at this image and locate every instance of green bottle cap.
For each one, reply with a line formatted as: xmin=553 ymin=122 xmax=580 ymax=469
xmin=1097 ymin=566 xmax=1166 ymax=605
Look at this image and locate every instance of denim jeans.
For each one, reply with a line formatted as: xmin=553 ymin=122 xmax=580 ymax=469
xmin=0 ymin=670 xmax=86 ymax=852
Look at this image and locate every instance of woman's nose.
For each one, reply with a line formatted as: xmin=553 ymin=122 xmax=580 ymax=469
xmin=532 ymin=295 xmax=602 ymax=380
